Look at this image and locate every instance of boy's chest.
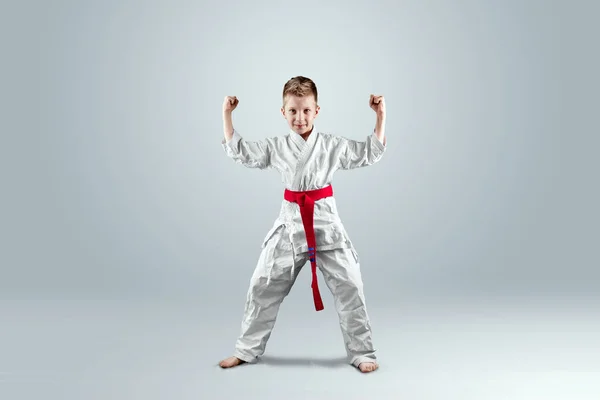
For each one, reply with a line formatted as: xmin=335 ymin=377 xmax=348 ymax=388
xmin=273 ymin=141 xmax=338 ymax=190
xmin=275 ymin=139 xmax=335 ymax=173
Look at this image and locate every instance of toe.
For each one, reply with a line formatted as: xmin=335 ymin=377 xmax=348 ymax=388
xmin=219 ymin=357 xmax=245 ymax=368
xmin=358 ymin=362 xmax=378 ymax=373
xmin=219 ymin=358 xmax=235 ymax=368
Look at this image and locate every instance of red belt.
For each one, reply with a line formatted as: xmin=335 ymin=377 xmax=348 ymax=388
xmin=284 ymin=184 xmax=333 ymax=311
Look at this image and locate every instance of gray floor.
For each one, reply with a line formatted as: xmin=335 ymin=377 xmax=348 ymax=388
xmin=2 ymin=295 xmax=598 ymax=400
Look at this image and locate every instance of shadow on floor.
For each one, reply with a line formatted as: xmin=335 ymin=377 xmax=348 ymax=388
xmin=259 ymin=355 xmax=348 ymax=368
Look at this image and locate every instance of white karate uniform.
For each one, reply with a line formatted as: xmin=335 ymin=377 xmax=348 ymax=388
xmin=221 ymin=125 xmax=386 ymax=367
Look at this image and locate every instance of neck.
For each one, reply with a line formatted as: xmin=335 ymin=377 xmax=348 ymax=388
xmin=299 ymin=125 xmax=313 ymax=140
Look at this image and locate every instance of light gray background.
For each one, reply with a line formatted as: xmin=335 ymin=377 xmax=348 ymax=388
xmin=2 ymin=0 xmax=599 ymax=399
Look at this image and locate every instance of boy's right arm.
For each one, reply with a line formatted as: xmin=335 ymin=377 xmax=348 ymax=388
xmin=223 ymin=111 xmax=235 ymax=142
xmin=221 ymin=96 xmax=272 ymax=169
xmin=222 ymin=95 xmax=237 ymax=141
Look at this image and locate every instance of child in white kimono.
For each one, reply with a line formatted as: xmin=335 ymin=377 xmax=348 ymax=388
xmin=219 ymin=76 xmax=386 ymax=373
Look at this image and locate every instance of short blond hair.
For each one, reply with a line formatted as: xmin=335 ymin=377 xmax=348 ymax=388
xmin=282 ymin=76 xmax=318 ymax=106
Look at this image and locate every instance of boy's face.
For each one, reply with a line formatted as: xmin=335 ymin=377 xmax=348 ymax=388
xmin=281 ymin=95 xmax=320 ymax=135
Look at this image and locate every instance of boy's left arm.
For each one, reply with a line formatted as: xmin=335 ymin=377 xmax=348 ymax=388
xmin=337 ymin=95 xmax=387 ymax=170
xmin=374 ymin=114 xmax=386 ymax=146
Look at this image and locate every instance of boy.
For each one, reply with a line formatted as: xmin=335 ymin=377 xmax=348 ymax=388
xmin=219 ymin=76 xmax=386 ymax=373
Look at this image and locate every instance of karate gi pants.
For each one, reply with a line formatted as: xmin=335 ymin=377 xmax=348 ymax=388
xmin=232 ymin=224 xmax=377 ymax=367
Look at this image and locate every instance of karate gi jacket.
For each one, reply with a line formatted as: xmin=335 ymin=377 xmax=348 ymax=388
xmin=221 ymin=125 xmax=386 ymax=256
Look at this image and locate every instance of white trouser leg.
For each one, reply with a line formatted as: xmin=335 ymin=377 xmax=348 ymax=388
xmin=317 ymin=246 xmax=377 ymax=367
xmin=233 ymin=226 xmax=304 ymax=363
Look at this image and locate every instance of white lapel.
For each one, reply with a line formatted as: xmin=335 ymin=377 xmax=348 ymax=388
xmin=289 ymin=125 xmax=318 ymax=149
xmin=289 ymin=128 xmax=305 ymax=149
xmin=290 ymin=125 xmax=319 ymax=190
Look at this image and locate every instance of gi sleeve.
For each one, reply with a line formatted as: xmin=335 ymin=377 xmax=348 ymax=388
xmin=337 ymin=130 xmax=386 ymax=170
xmin=221 ymin=129 xmax=272 ymax=169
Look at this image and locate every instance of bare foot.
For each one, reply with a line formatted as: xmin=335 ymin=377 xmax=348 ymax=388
xmin=358 ymin=361 xmax=379 ymax=373
xmin=219 ymin=356 xmax=246 ymax=368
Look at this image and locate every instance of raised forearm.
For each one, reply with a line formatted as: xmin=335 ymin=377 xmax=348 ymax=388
xmin=223 ymin=111 xmax=234 ymax=141
xmin=374 ymin=113 xmax=386 ymax=143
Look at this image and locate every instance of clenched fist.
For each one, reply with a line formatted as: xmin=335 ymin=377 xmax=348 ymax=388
xmin=369 ymin=94 xmax=385 ymax=117
xmin=223 ymin=96 xmax=239 ymax=114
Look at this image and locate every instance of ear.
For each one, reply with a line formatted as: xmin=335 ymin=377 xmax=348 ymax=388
xmin=281 ymin=107 xmax=285 ymax=117
xmin=315 ymin=105 xmax=320 ymax=115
